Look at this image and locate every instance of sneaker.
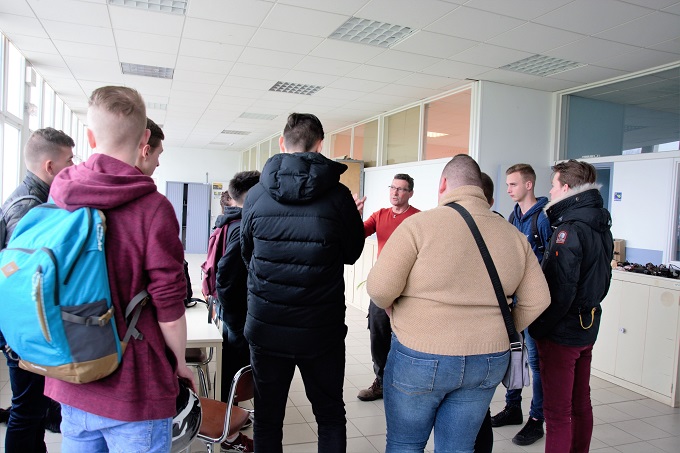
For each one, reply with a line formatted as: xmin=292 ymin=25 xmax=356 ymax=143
xmin=241 ymin=411 xmax=253 ymax=429
xmin=357 ymin=378 xmax=383 ymax=401
xmin=512 ymin=417 xmax=544 ymax=446
xmin=220 ymin=432 xmax=254 ymax=452
xmin=490 ymin=405 xmax=523 ymax=427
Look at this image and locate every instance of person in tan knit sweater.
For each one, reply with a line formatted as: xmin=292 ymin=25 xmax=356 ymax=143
xmin=367 ymin=155 xmax=549 ymax=453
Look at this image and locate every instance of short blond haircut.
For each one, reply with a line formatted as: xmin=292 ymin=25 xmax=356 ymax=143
xmin=505 ymin=163 xmax=536 ymax=184
xmin=88 ymin=86 xmax=147 ymax=151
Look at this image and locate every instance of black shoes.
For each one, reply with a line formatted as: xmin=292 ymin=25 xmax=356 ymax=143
xmin=512 ymin=417 xmax=544 ymax=446
xmin=0 ymin=406 xmax=9 ymax=424
xmin=490 ymin=405 xmax=523 ymax=427
xmin=357 ymin=378 xmax=383 ymax=401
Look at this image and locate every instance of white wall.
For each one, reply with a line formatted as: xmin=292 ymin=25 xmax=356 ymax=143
xmin=153 ymin=146 xmax=241 ymax=197
xmin=476 ymin=81 xmax=554 ymax=217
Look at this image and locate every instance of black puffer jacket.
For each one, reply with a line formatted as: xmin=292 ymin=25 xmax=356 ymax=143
xmin=529 ymin=185 xmax=613 ymax=346
xmin=241 ymin=152 xmax=365 ymax=358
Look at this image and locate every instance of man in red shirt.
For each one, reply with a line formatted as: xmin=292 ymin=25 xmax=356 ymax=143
xmin=355 ymin=174 xmax=420 ymax=401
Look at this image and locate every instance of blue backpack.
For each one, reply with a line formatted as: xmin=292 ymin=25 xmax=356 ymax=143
xmin=0 ymin=204 xmax=148 ymax=384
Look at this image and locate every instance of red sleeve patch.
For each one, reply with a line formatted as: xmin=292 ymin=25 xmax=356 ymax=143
xmin=556 ymin=230 xmax=568 ymax=244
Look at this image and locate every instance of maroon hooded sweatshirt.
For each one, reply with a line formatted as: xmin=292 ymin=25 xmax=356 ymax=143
xmin=44 ymin=153 xmax=186 ymax=421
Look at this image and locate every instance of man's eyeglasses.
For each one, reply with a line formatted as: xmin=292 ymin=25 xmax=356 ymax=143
xmin=388 ymin=185 xmax=410 ymax=193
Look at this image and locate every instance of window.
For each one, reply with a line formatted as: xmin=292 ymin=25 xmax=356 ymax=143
xmin=269 ymin=135 xmax=279 ymax=158
xmin=6 ymin=42 xmax=24 ymax=119
xmin=54 ymin=96 xmax=64 ymax=130
xmin=383 ymin=106 xmax=420 ymax=165
xmin=241 ymin=150 xmax=249 ymax=171
xmin=423 ymin=90 xmax=471 ymax=159
xmin=43 ymin=84 xmax=54 ymax=127
xmin=330 ymin=128 xmax=351 ymax=159
xmin=249 ymin=146 xmax=256 ymax=170
xmin=258 ymin=141 xmax=269 ymax=170
xmin=353 ymin=120 xmax=378 ymax=167
xmin=28 ymin=71 xmax=42 ymax=131
xmin=2 ymin=123 xmax=21 ymax=202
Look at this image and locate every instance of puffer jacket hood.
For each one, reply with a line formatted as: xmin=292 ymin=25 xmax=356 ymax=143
xmin=215 ymin=206 xmax=241 ymax=228
xmin=50 ymin=153 xmax=158 ymax=211
xmin=545 ymin=184 xmax=611 ymax=234
xmin=260 ymin=152 xmax=347 ymax=204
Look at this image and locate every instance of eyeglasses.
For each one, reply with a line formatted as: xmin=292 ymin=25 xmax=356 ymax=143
xmin=388 ymin=185 xmax=410 ymax=193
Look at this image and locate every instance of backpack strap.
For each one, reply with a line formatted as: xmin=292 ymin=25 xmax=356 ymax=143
xmin=508 ymin=211 xmax=515 ymax=225
xmin=530 ymin=211 xmax=544 ymax=254
xmin=122 ymin=290 xmax=150 ymax=342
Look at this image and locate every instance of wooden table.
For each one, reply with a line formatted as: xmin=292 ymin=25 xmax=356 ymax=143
xmin=185 ymin=302 xmax=223 ymax=400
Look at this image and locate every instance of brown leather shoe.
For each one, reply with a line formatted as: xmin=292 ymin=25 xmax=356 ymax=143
xmin=357 ymin=378 xmax=383 ymax=401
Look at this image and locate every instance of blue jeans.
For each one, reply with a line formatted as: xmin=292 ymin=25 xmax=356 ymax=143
xmin=3 ymin=345 xmax=49 ymax=453
xmin=505 ymin=329 xmax=543 ymax=420
xmin=384 ymin=335 xmax=510 ymax=453
xmin=60 ymin=405 xmax=172 ymax=453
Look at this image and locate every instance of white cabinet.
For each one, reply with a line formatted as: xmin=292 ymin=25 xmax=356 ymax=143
xmin=591 ymin=271 xmax=680 ymax=407
xmin=345 ymin=240 xmax=377 ymax=312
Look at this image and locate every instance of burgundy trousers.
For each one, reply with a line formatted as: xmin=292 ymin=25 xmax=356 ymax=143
xmin=536 ymin=338 xmax=594 ymax=453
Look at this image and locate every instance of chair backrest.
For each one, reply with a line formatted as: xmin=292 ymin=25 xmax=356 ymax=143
xmin=230 ymin=365 xmax=254 ymax=405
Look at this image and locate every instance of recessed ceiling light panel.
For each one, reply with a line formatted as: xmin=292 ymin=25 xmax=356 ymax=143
xmin=146 ymin=102 xmax=167 ymax=110
xmin=108 ymin=0 xmax=188 ymax=15
xmin=221 ymin=130 xmax=251 ymax=135
xmin=501 ymin=54 xmax=586 ymax=77
xmin=269 ymin=81 xmax=323 ymax=96
xmin=329 ymin=17 xmax=412 ymax=48
xmin=121 ymin=62 xmax=174 ymax=79
xmin=239 ymin=112 xmax=278 ymax=121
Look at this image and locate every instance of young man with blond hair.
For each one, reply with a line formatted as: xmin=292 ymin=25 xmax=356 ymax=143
xmin=45 ymin=86 xmax=193 ymax=452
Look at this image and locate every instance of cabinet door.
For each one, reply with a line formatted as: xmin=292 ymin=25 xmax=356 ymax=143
xmin=353 ymin=242 xmax=376 ymax=312
xmin=185 ymin=183 xmax=210 ymax=253
xmin=642 ymin=287 xmax=680 ymax=396
xmin=593 ymin=279 xmax=622 ymax=375
xmin=614 ymin=282 xmax=649 ymax=385
xmin=166 ymin=182 xmax=184 ymax=241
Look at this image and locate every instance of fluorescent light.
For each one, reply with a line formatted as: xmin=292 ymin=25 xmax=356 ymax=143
xmin=330 ymin=17 xmax=412 ymax=48
xmin=221 ymin=130 xmax=251 ymax=135
xmin=269 ymin=81 xmax=323 ymax=96
xmin=108 ymin=0 xmax=188 ymax=15
xmin=427 ymin=131 xmax=449 ymax=138
xmin=501 ymin=54 xmax=585 ymax=77
xmin=239 ymin=112 xmax=278 ymax=121
xmin=121 ymin=62 xmax=174 ymax=79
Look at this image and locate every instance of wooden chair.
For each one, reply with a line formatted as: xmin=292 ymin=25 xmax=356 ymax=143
xmin=197 ymin=365 xmax=254 ymax=453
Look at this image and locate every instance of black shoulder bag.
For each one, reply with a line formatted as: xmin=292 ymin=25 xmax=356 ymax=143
xmin=447 ymin=202 xmax=530 ymax=389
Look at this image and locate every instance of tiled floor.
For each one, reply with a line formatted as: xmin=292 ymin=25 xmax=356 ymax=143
xmin=1 ymin=256 xmax=679 ymax=452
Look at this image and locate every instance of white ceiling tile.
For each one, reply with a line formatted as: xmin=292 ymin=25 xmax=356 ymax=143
xmin=175 ymin=56 xmax=234 ymax=74
xmin=171 ymin=81 xmax=219 ymax=95
xmin=487 ymin=23 xmax=584 ymax=55
xmin=261 ymin=4 xmax=348 ymax=38
xmin=238 ymin=48 xmax=305 ymax=69
xmin=550 ymin=65 xmax=628 ymax=84
xmin=649 ymin=37 xmax=680 ymax=54
xmin=6 ymin=35 xmax=58 ymax=54
xmin=663 ymin=2 xmax=680 ymax=14
xmin=222 ymin=76 xmax=276 ymax=90
xmin=292 ymin=56 xmax=360 ymax=76
xmin=122 ymin=75 xmax=172 ymax=96
xmin=0 ymin=0 xmax=33 ymax=16
xmin=309 ymin=39 xmax=385 ymax=63
xmin=178 ymin=39 xmax=244 ymax=62
xmin=229 ymin=63 xmax=289 ymax=80
xmin=281 ymin=70 xmax=339 ymax=87
xmin=421 ymin=60 xmax=494 ymax=79
xmin=598 ymin=48 xmax=680 ymax=72
xmin=352 ymin=92 xmax=411 ymax=106
xmin=248 ymin=28 xmax=324 ymax=54
xmin=183 ymin=17 xmax=257 ymax=45
xmin=118 ymin=48 xmax=176 ymax=68
xmin=374 ymin=83 xmax=441 ymax=99
xmin=295 ymin=96 xmax=348 ymax=108
xmin=28 ymin=0 xmax=109 ymax=27
xmin=545 ymin=37 xmax=640 ymax=65
xmin=396 ymin=73 xmax=462 ymax=89
xmin=278 ymin=0 xmax=370 ymax=15
xmin=42 ymin=20 xmax=114 ymax=46
xmin=465 ymin=0 xmax=574 ymax=20
xmin=533 ymin=0 xmax=653 ymax=35
xmin=449 ymin=44 xmax=533 ymax=68
xmin=366 ymin=50 xmax=441 ymax=72
xmin=217 ymin=86 xmax=263 ymax=99
xmin=53 ymin=40 xmax=117 ymax=60
xmin=173 ymin=70 xmax=225 ymax=85
xmin=425 ymin=7 xmax=525 ymax=42
xmin=20 ymin=50 xmax=68 ymax=69
xmin=43 ymin=76 xmax=86 ymax=96
xmin=392 ymin=31 xmax=478 ymax=59
xmin=187 ymin=0 xmax=273 ymax=26
xmin=345 ymin=65 xmax=412 ymax=83
xmin=109 ymin=6 xmax=185 ymax=37
xmin=357 ymin=0 xmax=459 ymax=29
xmin=79 ymin=80 xmax=128 ymax=96
xmin=115 ymin=30 xmax=180 ymax=55
xmin=481 ymin=69 xmax=580 ymax=92
xmin=0 ymin=14 xmax=49 ymax=38
xmin=327 ymin=77 xmax=386 ymax=92
xmin=257 ymin=90 xmax=309 ymax=102
xmin=627 ymin=0 xmax=678 ymax=8
xmin=145 ymin=110 xmax=166 ymax=123
xmin=65 ymin=56 xmax=122 ymax=80
xmin=596 ymin=12 xmax=680 ymax=47
xmin=314 ymin=86 xmax=365 ymax=100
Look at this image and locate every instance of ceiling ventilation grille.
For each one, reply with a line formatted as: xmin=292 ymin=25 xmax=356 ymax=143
xmin=269 ymin=81 xmax=323 ymax=96
xmin=329 ymin=17 xmax=412 ymax=48
xmin=239 ymin=112 xmax=278 ymax=121
xmin=500 ymin=54 xmax=586 ymax=77
xmin=121 ymin=62 xmax=174 ymax=79
xmin=221 ymin=130 xmax=251 ymax=135
xmin=108 ymin=0 xmax=188 ymax=15
xmin=146 ymin=102 xmax=167 ymax=110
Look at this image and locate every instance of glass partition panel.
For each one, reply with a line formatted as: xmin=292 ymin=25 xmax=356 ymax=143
xmin=2 ymin=123 xmax=21 ymax=203
xmin=353 ymin=120 xmax=378 ymax=167
xmin=270 ymin=136 xmax=279 ymax=157
xmin=249 ymin=146 xmax=256 ymax=170
xmin=6 ymin=42 xmax=24 ymax=119
xmin=54 ymin=96 xmax=64 ymax=130
xmin=561 ymin=66 xmax=680 ymax=159
xmin=259 ymin=141 xmax=269 ymax=170
xmin=423 ymin=90 xmax=471 ymax=159
xmin=43 ymin=84 xmax=54 ymax=127
xmin=330 ymin=128 xmax=351 ymax=159
xmin=383 ymin=106 xmax=420 ymax=165
xmin=28 ymin=72 xmax=42 ymax=131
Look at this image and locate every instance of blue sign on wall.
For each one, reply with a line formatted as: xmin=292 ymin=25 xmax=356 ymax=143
xmin=614 ymin=192 xmax=622 ymax=201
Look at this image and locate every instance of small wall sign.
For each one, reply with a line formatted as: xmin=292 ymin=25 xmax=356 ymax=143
xmin=614 ymin=192 xmax=622 ymax=201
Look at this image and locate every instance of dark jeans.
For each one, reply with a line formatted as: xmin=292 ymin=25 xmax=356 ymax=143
xmin=3 ymin=349 xmax=49 ymax=453
xmin=505 ymin=328 xmax=543 ymax=420
xmin=221 ymin=322 xmax=250 ymax=404
xmin=368 ymin=300 xmax=391 ymax=382
xmin=250 ymin=341 xmax=346 ymax=453
xmin=537 ymin=339 xmax=594 ymax=453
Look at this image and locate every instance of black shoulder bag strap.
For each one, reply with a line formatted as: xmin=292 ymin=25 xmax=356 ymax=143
xmin=531 ymin=211 xmax=544 ymax=254
xmin=447 ymin=202 xmax=522 ymax=351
